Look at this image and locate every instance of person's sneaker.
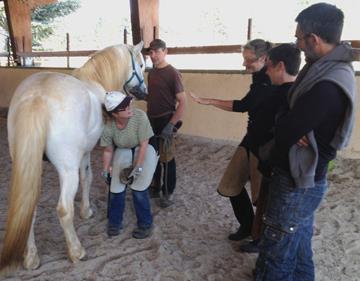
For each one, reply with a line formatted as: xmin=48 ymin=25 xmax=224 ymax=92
xmin=239 ymin=239 xmax=260 ymax=253
xmin=228 ymin=227 xmax=251 ymax=241
xmin=107 ymin=224 xmax=122 ymax=237
xmin=159 ymin=197 xmax=174 ymax=208
xmin=132 ymin=226 xmax=153 ymax=239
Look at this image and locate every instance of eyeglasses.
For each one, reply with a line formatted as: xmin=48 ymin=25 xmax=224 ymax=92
xmin=115 ymin=108 xmax=127 ymax=112
xmin=112 ymin=99 xmax=133 ymax=113
xmin=243 ymin=56 xmax=260 ymax=65
xmin=113 ymin=105 xmax=131 ymax=113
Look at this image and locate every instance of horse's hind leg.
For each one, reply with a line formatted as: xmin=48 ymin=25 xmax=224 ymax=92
xmin=79 ymin=152 xmax=93 ymax=219
xmin=57 ymin=169 xmax=86 ymax=263
xmin=24 ymin=208 xmax=40 ymax=269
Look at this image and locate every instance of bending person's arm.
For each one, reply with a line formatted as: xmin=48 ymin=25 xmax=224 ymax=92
xmin=102 ymin=145 xmax=114 ymax=173
xmin=135 ymin=139 xmax=149 ymax=167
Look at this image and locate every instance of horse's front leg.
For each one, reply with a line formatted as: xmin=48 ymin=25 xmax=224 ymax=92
xmin=57 ymin=170 xmax=86 ymax=263
xmin=79 ymin=152 xmax=93 ymax=219
xmin=24 ymin=208 xmax=40 ymax=270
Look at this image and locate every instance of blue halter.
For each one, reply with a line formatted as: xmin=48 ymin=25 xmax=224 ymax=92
xmin=123 ymin=50 xmax=145 ymax=96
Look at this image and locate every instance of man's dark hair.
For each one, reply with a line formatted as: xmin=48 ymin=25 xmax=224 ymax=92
xmin=268 ymin=44 xmax=301 ymax=76
xmin=295 ymin=3 xmax=344 ymax=44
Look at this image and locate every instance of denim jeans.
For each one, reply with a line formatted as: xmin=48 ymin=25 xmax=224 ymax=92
xmin=255 ymin=168 xmax=328 ymax=281
xmin=108 ymin=189 xmax=153 ymax=229
xmin=132 ymin=189 xmax=153 ymax=228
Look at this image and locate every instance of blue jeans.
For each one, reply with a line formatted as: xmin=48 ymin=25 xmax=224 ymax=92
xmin=108 ymin=189 xmax=153 ymax=229
xmin=255 ymin=168 xmax=328 ymax=281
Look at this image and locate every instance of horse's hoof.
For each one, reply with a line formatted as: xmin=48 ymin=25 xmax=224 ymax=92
xmin=80 ymin=207 xmax=93 ymax=219
xmin=69 ymin=246 xmax=86 ymax=263
xmin=24 ymin=254 xmax=40 ymax=270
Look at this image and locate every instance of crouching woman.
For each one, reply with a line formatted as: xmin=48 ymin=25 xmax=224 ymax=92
xmin=101 ymin=91 xmax=158 ymax=239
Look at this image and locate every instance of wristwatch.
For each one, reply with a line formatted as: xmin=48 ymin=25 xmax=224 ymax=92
xmin=136 ymin=166 xmax=143 ymax=173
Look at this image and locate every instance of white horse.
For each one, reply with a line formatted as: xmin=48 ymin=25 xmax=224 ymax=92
xmin=0 ymin=41 xmax=147 ymax=273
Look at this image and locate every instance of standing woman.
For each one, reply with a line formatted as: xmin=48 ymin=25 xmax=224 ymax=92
xmin=189 ymin=39 xmax=273 ymax=243
xmin=100 ymin=91 xmax=158 ymax=239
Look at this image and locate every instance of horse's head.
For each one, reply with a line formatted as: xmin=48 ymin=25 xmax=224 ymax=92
xmin=72 ymin=42 xmax=148 ymax=102
xmin=123 ymin=41 xmax=148 ymax=100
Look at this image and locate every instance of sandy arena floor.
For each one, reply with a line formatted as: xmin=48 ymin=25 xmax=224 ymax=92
xmin=0 ymin=115 xmax=359 ymax=281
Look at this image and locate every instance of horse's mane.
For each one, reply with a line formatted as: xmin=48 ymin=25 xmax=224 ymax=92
xmin=72 ymin=45 xmax=130 ymax=91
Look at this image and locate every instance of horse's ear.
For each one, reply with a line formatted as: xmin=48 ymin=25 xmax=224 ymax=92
xmin=133 ymin=41 xmax=144 ymax=54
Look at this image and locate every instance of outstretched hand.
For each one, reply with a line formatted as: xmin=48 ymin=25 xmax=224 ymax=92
xmin=188 ymin=91 xmax=211 ymax=105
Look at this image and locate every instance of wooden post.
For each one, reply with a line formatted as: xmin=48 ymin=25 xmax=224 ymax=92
xmin=153 ymin=26 xmax=157 ymax=40
xmin=22 ymin=35 xmax=25 ymax=65
xmin=124 ymin=28 xmax=127 ymax=44
xmin=66 ymin=33 xmax=70 ymax=68
xmin=247 ymin=18 xmax=252 ymax=41
xmin=129 ymin=0 xmax=159 ymax=48
xmin=7 ymin=36 xmax=11 ymax=66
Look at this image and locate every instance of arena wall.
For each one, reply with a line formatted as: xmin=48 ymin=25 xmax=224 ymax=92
xmin=0 ymin=67 xmax=359 ymax=157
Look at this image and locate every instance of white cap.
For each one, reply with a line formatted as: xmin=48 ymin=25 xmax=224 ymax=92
xmin=104 ymin=91 xmax=132 ymax=112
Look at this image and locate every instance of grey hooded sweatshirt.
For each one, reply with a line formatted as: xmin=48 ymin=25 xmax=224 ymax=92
xmin=287 ymin=43 xmax=357 ymax=188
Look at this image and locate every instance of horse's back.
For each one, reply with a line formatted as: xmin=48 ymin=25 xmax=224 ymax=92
xmin=9 ymin=72 xmax=83 ymax=128
xmin=8 ymin=71 xmax=103 ymax=166
xmin=9 ymin=72 xmax=77 ymax=110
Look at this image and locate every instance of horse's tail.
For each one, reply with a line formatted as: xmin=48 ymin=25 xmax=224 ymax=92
xmin=0 ymin=96 xmax=49 ymax=273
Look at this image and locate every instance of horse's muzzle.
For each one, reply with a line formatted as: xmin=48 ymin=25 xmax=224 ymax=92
xmin=128 ymin=85 xmax=148 ymax=100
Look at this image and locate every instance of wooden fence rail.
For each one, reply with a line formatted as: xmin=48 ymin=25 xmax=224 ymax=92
xmin=0 ymin=40 xmax=359 ymax=66
xmin=13 ymin=39 xmax=360 ymax=58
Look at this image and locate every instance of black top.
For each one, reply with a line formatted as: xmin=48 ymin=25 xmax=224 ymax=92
xmin=272 ymin=81 xmax=348 ymax=180
xmin=247 ymin=82 xmax=293 ymax=176
xmin=232 ymin=67 xmax=273 ymax=149
xmin=248 ymin=82 xmax=293 ymax=150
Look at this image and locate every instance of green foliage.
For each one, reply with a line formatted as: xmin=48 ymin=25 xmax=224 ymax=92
xmin=0 ymin=7 xmax=6 ymax=32
xmin=32 ymin=24 xmax=54 ymax=47
xmin=32 ymin=0 xmax=80 ymax=24
xmin=31 ymin=0 xmax=80 ymax=47
xmin=328 ymin=159 xmax=336 ymax=172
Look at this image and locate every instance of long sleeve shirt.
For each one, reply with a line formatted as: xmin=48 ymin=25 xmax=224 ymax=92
xmin=232 ymin=67 xmax=273 ymax=148
xmin=273 ymin=81 xmax=348 ymax=180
